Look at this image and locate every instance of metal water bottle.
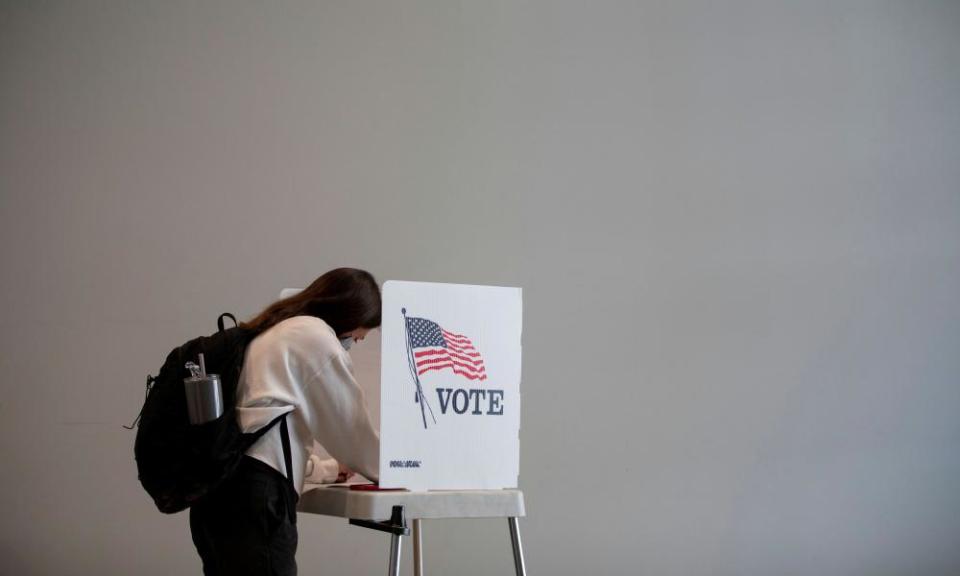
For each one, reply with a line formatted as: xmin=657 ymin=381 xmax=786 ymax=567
xmin=184 ymin=353 xmax=223 ymax=424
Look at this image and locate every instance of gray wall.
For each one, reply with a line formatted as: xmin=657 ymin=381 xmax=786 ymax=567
xmin=2 ymin=1 xmax=958 ymax=575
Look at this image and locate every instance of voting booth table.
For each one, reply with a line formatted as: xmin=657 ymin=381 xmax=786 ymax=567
xmin=298 ymin=486 xmax=527 ymax=576
xmin=299 ymin=281 xmax=527 ymax=575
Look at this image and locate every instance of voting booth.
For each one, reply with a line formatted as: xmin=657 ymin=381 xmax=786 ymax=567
xmin=295 ymin=281 xmax=527 ymax=576
xmin=379 ymin=280 xmax=523 ymax=490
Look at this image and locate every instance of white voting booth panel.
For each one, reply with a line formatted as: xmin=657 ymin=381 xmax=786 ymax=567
xmin=380 ymin=281 xmax=522 ymax=490
xmin=287 ymin=282 xmax=528 ymax=576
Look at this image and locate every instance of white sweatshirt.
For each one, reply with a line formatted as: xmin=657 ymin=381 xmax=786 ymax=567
xmin=235 ymin=315 xmax=380 ymax=493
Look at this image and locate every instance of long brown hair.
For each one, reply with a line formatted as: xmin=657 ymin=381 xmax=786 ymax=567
xmin=241 ymin=268 xmax=382 ymax=336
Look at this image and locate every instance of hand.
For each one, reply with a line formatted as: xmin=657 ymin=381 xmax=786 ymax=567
xmin=336 ymin=463 xmax=355 ymax=483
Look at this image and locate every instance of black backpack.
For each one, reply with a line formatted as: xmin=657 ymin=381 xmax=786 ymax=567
xmin=132 ymin=313 xmax=292 ymax=514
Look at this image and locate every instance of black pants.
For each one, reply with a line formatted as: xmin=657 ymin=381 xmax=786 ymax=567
xmin=190 ymin=456 xmax=299 ymax=576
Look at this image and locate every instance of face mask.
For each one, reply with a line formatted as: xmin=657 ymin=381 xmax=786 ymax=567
xmin=339 ymin=337 xmax=353 ymax=351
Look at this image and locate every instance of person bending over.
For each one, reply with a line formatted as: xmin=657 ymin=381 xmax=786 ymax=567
xmin=190 ymin=267 xmax=381 ymax=576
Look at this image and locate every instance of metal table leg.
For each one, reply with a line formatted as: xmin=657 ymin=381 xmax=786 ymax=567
xmin=413 ymin=518 xmax=423 ymax=576
xmin=348 ymin=506 xmax=409 ymax=576
xmin=508 ymin=517 xmax=527 ymax=576
xmin=388 ymin=531 xmax=403 ymax=576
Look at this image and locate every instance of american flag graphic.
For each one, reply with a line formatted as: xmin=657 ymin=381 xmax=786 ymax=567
xmin=405 ymin=317 xmax=487 ymax=381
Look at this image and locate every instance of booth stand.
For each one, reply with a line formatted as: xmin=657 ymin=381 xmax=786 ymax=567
xmin=299 ymin=485 xmax=527 ymax=576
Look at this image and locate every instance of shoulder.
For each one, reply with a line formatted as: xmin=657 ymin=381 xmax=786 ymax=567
xmin=248 ymin=316 xmax=343 ymax=368
xmin=268 ymin=315 xmax=337 ymax=340
xmin=259 ymin=315 xmax=338 ymax=348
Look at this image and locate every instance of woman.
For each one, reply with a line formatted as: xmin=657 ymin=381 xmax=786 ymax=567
xmin=190 ymin=267 xmax=382 ymax=576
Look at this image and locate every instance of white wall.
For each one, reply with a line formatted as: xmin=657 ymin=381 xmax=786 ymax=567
xmin=1 ymin=1 xmax=958 ymax=574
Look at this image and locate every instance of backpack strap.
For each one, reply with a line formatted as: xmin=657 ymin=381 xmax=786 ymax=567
xmin=279 ymin=415 xmax=293 ymax=484
xmin=279 ymin=415 xmax=297 ymax=523
xmin=123 ymin=375 xmax=156 ymax=430
xmin=217 ymin=313 xmax=239 ymax=333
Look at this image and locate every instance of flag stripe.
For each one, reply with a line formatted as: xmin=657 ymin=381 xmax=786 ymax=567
xmin=419 ymin=363 xmax=487 ymax=381
xmin=446 ymin=343 xmax=481 ymax=355
xmin=445 ymin=341 xmax=479 ymax=354
xmin=416 ymin=354 xmax=487 ymax=374
xmin=446 ymin=351 xmax=484 ymax=367
xmin=418 ymin=358 xmax=486 ymax=376
xmin=413 ymin=348 xmax=448 ymax=358
xmin=417 ymin=353 xmax=485 ymax=370
xmin=441 ymin=330 xmax=471 ymax=344
xmin=414 ymin=347 xmax=480 ymax=360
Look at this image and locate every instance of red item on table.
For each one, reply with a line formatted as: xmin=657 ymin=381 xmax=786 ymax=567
xmin=349 ymin=483 xmax=405 ymax=491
